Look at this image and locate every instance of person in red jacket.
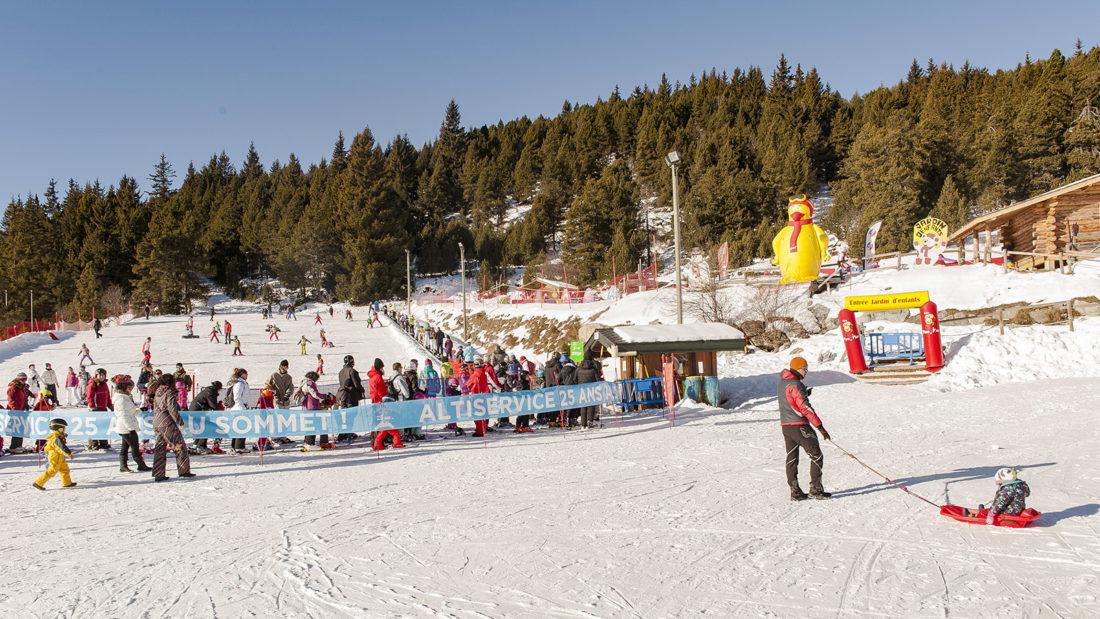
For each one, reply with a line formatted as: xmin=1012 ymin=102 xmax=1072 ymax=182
xmin=223 ymin=320 xmax=233 ymax=346
xmin=369 ymin=358 xmax=404 ymax=450
xmin=779 ymin=357 xmax=831 ymax=501
xmin=466 ymin=356 xmax=501 ymax=437
xmin=5 ymin=372 xmax=33 ymax=453
xmin=85 ymin=368 xmax=113 ymax=451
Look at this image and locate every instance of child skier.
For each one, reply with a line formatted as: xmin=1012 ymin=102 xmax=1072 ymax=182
xmin=231 ymin=335 xmax=243 ymax=356
xmin=298 ymin=335 xmax=311 ymax=355
xmin=141 ymin=337 xmax=152 ymax=364
xmin=316 ymin=354 xmax=325 ymax=376
xmin=78 ymin=343 xmax=94 ymax=366
xmin=32 ymin=418 xmax=76 ymax=490
xmin=314 ymin=313 xmax=323 ymax=325
xmin=268 ymin=324 xmax=281 ymax=341
xmin=209 ymin=323 xmax=222 ymax=343
xmin=64 ymin=367 xmax=79 ymax=406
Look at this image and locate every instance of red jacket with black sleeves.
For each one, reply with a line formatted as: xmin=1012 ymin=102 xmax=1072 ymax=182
xmin=778 ymin=369 xmax=822 ymax=427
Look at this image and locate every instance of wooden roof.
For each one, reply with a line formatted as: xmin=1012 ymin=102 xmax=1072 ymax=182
xmin=949 ymin=173 xmax=1100 ymax=242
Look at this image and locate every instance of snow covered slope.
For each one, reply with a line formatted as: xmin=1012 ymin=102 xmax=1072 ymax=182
xmin=1 ymin=377 xmax=1096 ymax=616
xmin=0 ymin=301 xmax=426 ymax=403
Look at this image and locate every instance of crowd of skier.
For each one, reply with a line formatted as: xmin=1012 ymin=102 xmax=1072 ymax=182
xmin=4 ymin=300 xmax=607 ymax=486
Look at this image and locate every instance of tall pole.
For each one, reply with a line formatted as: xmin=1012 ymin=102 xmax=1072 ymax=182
xmin=670 ymin=161 xmax=683 ymax=324
xmin=405 ymin=249 xmax=412 ymax=315
xmin=30 ymin=290 xmax=34 ymax=331
xmin=459 ymin=242 xmax=468 ymax=340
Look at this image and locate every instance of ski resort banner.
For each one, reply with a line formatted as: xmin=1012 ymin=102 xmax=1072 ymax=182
xmin=0 ymin=382 xmax=621 ymax=440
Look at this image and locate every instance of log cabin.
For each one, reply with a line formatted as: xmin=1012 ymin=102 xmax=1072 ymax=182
xmin=949 ymin=173 xmax=1100 ymax=270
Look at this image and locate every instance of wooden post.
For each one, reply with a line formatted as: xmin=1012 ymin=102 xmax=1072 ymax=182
xmin=1002 ymin=247 xmax=1009 ymax=273
xmin=998 ymin=308 xmax=1004 ymax=336
xmin=1068 ymin=299 xmax=1075 ymax=332
xmin=896 ymin=252 xmax=902 ymax=270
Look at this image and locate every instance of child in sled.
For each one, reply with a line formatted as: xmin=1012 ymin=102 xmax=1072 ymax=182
xmin=965 ymin=467 xmax=1031 ymax=523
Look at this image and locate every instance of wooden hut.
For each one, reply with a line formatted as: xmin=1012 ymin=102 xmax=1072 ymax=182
xmin=587 ymin=323 xmax=746 ymax=380
xmin=949 ymin=173 xmax=1100 ymax=269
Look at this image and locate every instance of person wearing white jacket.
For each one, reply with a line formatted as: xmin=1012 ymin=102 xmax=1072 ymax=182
xmin=227 ymin=368 xmax=250 ymax=453
xmin=112 ymin=376 xmax=151 ymax=473
xmin=40 ymin=364 xmax=59 ymax=406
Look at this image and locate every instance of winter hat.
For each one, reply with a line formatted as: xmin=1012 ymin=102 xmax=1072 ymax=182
xmin=49 ymin=418 xmax=68 ymax=431
xmin=16 ymin=372 xmax=27 ymax=380
xmin=425 ymin=359 xmax=433 ymax=367
xmin=373 ymin=358 xmax=384 ymax=370
xmin=995 ymin=467 xmax=1018 ymax=483
xmin=790 ymin=357 xmax=808 ymax=373
xmin=112 ymin=374 xmax=133 ymax=387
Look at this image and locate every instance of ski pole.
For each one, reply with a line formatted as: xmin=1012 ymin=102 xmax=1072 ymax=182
xmin=829 ymin=440 xmax=941 ymax=509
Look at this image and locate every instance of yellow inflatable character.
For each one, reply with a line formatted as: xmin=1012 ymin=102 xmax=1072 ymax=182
xmin=771 ymin=196 xmax=830 ymax=284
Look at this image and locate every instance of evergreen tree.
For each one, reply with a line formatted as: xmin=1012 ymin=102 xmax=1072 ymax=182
xmin=930 ymin=175 xmax=970 ymax=231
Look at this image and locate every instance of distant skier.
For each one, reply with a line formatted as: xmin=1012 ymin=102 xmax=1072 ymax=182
xmin=779 ymin=356 xmax=831 ymax=501
xmin=40 ymin=363 xmax=59 ymax=406
xmin=64 ymin=367 xmax=79 ymax=406
xmin=93 ymin=317 xmax=102 ymax=339
xmin=231 ymin=335 xmax=243 ymax=356
xmin=297 ymin=335 xmax=311 ymax=355
xmin=141 ymin=337 xmax=152 ymax=364
xmin=78 ymin=343 xmax=94 ymax=366
xmin=316 ymin=354 xmax=325 ymax=376
xmin=223 ymin=319 xmax=233 ymax=345
xmin=268 ymin=324 xmax=281 ymax=341
xmin=185 ymin=315 xmax=194 ymax=337
xmin=144 ymin=302 xmax=151 ymax=320
xmin=209 ymin=306 xmax=215 ymax=321
xmin=314 ymin=313 xmax=323 ymax=326
xmin=344 ymin=308 xmax=353 ymax=321
xmin=328 ymin=305 xmax=334 ymax=318
xmin=209 ymin=323 xmax=222 ymax=343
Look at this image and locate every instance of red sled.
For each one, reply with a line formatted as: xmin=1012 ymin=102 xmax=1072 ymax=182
xmin=940 ymin=505 xmax=1041 ymax=528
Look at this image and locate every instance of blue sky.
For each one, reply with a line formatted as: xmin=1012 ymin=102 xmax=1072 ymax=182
xmin=1 ymin=1 xmax=1097 ymax=202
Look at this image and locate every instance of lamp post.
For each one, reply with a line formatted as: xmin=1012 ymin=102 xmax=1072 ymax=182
xmin=405 ymin=248 xmax=412 ymax=315
xmin=458 ymin=242 xmax=468 ymax=340
xmin=665 ymin=150 xmax=683 ymax=324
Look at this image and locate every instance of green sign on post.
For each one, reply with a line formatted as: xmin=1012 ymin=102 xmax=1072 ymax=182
xmin=569 ymin=340 xmax=585 ymax=363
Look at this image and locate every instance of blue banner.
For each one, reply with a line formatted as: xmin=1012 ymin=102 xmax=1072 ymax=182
xmin=0 ymin=382 xmax=621 ymax=440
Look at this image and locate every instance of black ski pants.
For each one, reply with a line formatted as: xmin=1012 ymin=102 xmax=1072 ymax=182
xmin=118 ymin=431 xmax=147 ymax=469
xmin=783 ymin=424 xmax=824 ymax=494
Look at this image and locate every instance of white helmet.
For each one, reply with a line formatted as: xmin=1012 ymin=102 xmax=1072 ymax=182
xmin=994 ymin=467 xmax=1018 ymax=483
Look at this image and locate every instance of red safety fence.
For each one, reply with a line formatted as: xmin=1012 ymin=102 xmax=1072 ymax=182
xmin=610 ymin=270 xmax=659 ymax=294
xmin=0 ymin=319 xmax=57 ymax=342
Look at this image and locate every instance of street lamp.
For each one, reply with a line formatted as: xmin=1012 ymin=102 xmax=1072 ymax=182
xmin=665 ymin=150 xmax=683 ymax=324
xmin=405 ymin=248 xmax=412 ymax=315
xmin=458 ymin=242 xmax=468 ymax=340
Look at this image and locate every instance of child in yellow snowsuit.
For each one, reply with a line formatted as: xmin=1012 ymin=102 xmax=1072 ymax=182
xmin=33 ymin=418 xmax=76 ymax=490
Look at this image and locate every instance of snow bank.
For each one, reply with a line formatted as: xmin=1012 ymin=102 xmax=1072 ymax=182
xmin=818 ymin=262 xmax=1100 ymax=311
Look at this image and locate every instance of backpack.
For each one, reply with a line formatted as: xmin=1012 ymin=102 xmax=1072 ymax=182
xmin=224 ymin=378 xmax=237 ymax=408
